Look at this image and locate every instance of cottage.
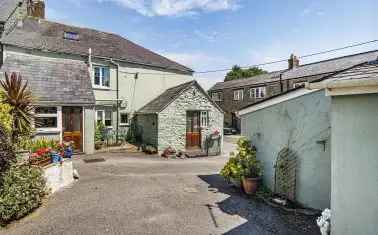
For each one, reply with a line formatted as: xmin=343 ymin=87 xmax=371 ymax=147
xmin=0 ymin=0 xmax=194 ymax=154
xmin=307 ymin=60 xmax=378 ymax=235
xmin=136 ymin=81 xmax=224 ymax=153
xmin=209 ymin=51 xmax=378 ymax=132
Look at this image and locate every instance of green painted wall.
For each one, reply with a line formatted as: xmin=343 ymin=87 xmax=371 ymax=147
xmin=241 ymin=90 xmax=331 ymax=210
xmin=331 ymin=93 xmax=378 ymax=235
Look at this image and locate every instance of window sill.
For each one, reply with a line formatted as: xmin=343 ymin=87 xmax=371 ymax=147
xmin=36 ymin=128 xmax=61 ymax=134
xmin=119 ymin=124 xmax=130 ymax=127
xmin=93 ymin=86 xmax=111 ymax=90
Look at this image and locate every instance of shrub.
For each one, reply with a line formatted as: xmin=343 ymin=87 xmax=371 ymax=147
xmin=95 ymin=122 xmax=105 ymax=142
xmin=0 ymin=101 xmax=13 ymax=134
xmin=0 ymin=164 xmax=47 ymax=225
xmin=0 ymin=124 xmax=15 ymax=176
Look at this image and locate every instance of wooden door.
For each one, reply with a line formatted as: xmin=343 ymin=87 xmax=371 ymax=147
xmin=62 ymin=107 xmax=83 ymax=152
xmin=186 ymin=111 xmax=201 ymax=149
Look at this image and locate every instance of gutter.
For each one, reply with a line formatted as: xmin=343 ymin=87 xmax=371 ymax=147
xmin=2 ymin=43 xmax=194 ymax=74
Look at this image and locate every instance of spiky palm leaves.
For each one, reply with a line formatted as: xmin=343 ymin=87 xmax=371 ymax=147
xmin=0 ymin=73 xmax=34 ymax=143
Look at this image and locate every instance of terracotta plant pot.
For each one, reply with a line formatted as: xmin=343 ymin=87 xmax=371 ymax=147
xmin=242 ymin=177 xmax=260 ymax=195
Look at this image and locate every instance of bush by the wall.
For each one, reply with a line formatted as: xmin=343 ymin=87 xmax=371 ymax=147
xmin=0 ymin=164 xmax=47 ymax=226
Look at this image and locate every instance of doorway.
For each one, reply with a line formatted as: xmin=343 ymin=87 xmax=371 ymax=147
xmin=62 ymin=107 xmax=83 ymax=152
xmin=186 ymin=111 xmax=201 ymax=149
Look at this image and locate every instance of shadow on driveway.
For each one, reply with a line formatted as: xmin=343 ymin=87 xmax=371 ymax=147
xmin=198 ymin=174 xmax=320 ymax=235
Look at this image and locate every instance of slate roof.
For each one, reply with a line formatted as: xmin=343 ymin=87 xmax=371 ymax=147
xmin=1 ymin=17 xmax=193 ymax=73
xmin=210 ymin=50 xmax=378 ymax=91
xmin=137 ymin=80 xmax=222 ymax=114
xmin=320 ymin=60 xmax=378 ymax=83
xmin=0 ymin=0 xmax=21 ymax=23
xmin=0 ymin=52 xmax=95 ymax=105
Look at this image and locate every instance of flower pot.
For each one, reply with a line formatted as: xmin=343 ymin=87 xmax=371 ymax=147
xmin=242 ymin=177 xmax=260 ymax=195
xmin=230 ymin=177 xmax=242 ymax=188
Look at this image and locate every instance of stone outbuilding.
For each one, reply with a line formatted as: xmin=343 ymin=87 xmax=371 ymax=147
xmin=136 ymin=80 xmax=224 ymax=153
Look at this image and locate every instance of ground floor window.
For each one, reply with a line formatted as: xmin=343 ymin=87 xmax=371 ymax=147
xmin=35 ymin=107 xmax=58 ymax=129
xmin=200 ymin=111 xmax=209 ymax=128
xmin=120 ymin=113 xmax=129 ymax=125
xmin=96 ymin=110 xmax=112 ymax=127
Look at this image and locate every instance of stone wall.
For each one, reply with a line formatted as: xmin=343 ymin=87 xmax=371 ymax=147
xmin=158 ymin=85 xmax=223 ymax=152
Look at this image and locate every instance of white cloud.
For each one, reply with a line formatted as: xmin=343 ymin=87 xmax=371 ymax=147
xmin=162 ymin=51 xmax=230 ymax=90
xmin=98 ymin=0 xmax=240 ymax=16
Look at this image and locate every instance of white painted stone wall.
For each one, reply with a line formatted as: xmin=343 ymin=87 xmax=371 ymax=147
xmin=44 ymin=160 xmax=74 ymax=194
xmin=158 ymin=86 xmax=223 ymax=152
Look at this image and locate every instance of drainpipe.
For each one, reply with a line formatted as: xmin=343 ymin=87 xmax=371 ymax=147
xmin=110 ymin=59 xmax=120 ymax=143
xmin=279 ymin=73 xmax=283 ymax=92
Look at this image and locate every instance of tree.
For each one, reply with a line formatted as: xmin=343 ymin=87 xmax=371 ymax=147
xmin=225 ymin=65 xmax=267 ymax=82
xmin=0 ymin=73 xmax=34 ymax=144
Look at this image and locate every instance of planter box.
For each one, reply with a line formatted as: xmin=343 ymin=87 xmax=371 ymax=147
xmin=43 ymin=160 xmax=74 ymax=194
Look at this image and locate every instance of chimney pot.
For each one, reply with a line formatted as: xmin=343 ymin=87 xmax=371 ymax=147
xmin=288 ymin=53 xmax=300 ymax=69
xmin=29 ymin=0 xmax=45 ymax=19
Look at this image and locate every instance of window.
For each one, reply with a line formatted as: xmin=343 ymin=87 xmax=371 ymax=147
xmin=200 ymin=111 xmax=209 ymax=128
xmin=35 ymin=107 xmax=58 ymax=129
xmin=293 ymin=82 xmax=306 ymax=88
xmin=63 ymin=31 xmax=79 ymax=41
xmin=233 ymin=89 xmax=244 ymax=101
xmin=96 ymin=110 xmax=112 ymax=127
xmin=120 ymin=113 xmax=129 ymax=125
xmin=94 ymin=66 xmax=110 ymax=88
xmin=211 ymin=92 xmax=222 ymax=102
xmin=250 ymin=87 xmax=266 ymax=99
xmin=105 ymin=111 xmax=112 ymax=127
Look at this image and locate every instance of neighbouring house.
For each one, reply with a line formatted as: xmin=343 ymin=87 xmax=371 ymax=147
xmin=136 ymin=80 xmax=224 ymax=153
xmin=0 ymin=0 xmax=194 ymax=154
xmin=307 ymin=60 xmax=378 ymax=235
xmin=238 ymin=87 xmax=332 ymax=210
xmin=209 ymin=51 xmax=378 ymax=132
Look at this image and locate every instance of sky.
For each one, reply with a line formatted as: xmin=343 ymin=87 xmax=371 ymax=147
xmin=46 ymin=0 xmax=378 ymax=89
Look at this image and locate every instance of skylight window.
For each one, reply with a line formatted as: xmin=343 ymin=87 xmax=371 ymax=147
xmin=63 ymin=31 xmax=79 ymax=41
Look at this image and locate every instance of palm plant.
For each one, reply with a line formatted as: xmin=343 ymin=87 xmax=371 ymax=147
xmin=0 ymin=72 xmax=34 ymax=143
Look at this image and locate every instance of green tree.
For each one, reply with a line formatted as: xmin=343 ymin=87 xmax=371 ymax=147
xmin=225 ymin=66 xmax=267 ymax=82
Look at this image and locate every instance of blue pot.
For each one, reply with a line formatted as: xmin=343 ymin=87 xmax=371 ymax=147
xmin=51 ymin=153 xmax=61 ymax=163
xmin=64 ymin=147 xmax=73 ymax=159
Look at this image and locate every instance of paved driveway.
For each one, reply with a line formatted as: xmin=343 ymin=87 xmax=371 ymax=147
xmin=1 ymin=136 xmax=319 ymax=235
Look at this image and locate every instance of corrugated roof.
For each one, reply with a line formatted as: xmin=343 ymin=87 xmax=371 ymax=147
xmin=210 ymin=50 xmax=378 ymax=91
xmin=1 ymin=17 xmax=193 ymax=74
xmin=0 ymin=52 xmax=95 ymax=105
xmin=0 ymin=0 xmax=21 ymax=22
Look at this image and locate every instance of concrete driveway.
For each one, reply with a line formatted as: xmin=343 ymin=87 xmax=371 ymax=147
xmin=1 ymin=136 xmax=319 ymax=235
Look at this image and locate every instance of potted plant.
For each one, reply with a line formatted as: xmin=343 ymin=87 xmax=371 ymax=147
xmin=236 ymin=137 xmax=262 ymax=194
xmin=240 ymin=153 xmax=263 ymax=195
xmin=220 ymin=156 xmax=242 ymax=187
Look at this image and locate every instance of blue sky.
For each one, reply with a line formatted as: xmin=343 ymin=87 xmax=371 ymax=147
xmin=46 ymin=0 xmax=377 ymax=89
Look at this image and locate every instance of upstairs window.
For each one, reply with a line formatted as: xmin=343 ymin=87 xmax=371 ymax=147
xmin=211 ymin=92 xmax=222 ymax=102
xmin=63 ymin=31 xmax=79 ymax=41
xmin=94 ymin=66 xmax=110 ymax=88
xmin=293 ymin=82 xmax=306 ymax=88
xmin=250 ymin=87 xmax=266 ymax=99
xmin=233 ymin=89 xmax=244 ymax=101
xmin=120 ymin=113 xmax=129 ymax=125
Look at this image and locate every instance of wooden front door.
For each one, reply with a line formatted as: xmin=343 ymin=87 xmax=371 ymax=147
xmin=186 ymin=111 xmax=201 ymax=149
xmin=62 ymin=107 xmax=83 ymax=152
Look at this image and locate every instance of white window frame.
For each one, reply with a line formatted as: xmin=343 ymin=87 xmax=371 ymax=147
xmin=233 ymin=89 xmax=244 ymax=101
xmin=200 ymin=111 xmax=209 ymax=128
xmin=34 ymin=106 xmax=62 ymax=134
xmin=120 ymin=113 xmax=129 ymax=126
xmin=293 ymin=82 xmax=306 ymax=88
xmin=93 ymin=66 xmax=110 ymax=89
xmin=211 ymin=92 xmax=222 ymax=102
xmin=250 ymin=87 xmax=266 ymax=99
xmin=96 ymin=110 xmax=113 ymax=128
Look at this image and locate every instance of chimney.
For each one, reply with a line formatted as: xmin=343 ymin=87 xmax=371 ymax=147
xmin=29 ymin=0 xmax=45 ymax=19
xmin=288 ymin=54 xmax=299 ymax=69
